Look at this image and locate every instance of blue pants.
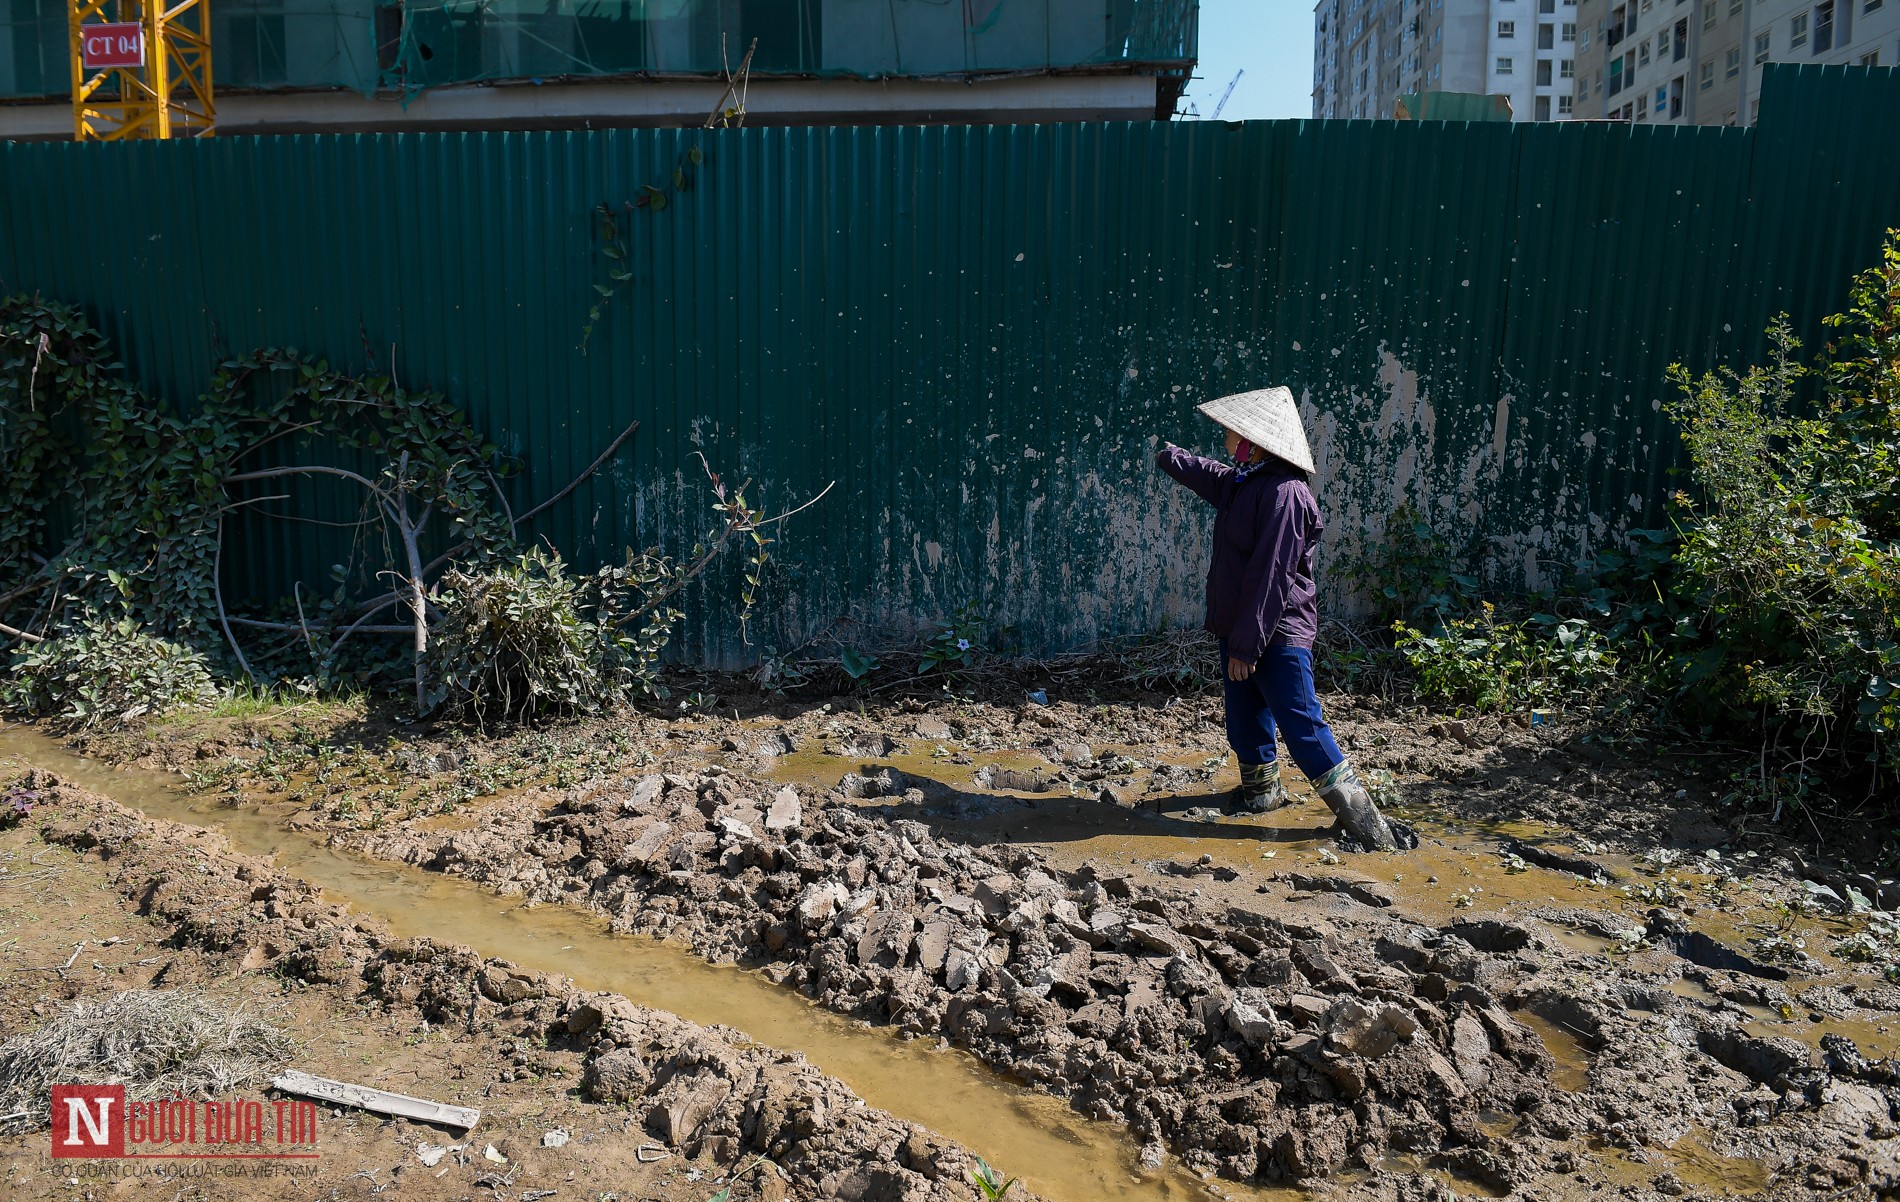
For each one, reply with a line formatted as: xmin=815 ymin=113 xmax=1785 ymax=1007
xmin=1219 ymin=641 xmax=1345 ymax=782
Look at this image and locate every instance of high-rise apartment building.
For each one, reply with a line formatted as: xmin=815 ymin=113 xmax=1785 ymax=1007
xmin=1314 ymin=0 xmax=1582 ymax=121
xmin=1573 ymin=0 xmax=1897 ymax=125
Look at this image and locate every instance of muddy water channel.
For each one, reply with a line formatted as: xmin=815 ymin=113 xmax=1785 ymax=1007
xmin=0 ymin=726 xmax=1303 ymax=1202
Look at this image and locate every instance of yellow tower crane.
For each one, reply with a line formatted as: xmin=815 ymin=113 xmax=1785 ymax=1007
xmin=69 ymin=0 xmax=214 ymax=140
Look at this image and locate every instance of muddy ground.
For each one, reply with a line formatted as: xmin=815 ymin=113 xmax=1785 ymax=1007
xmin=16 ymin=675 xmax=1900 ymax=1200
xmin=0 ymin=768 xmax=1033 ymax=1202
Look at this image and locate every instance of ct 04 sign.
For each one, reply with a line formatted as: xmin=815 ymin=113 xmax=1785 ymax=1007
xmin=80 ymin=23 xmax=144 ymax=70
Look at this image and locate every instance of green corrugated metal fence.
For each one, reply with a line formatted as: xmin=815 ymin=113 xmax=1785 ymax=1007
xmin=1 ymin=64 xmax=1896 ymax=664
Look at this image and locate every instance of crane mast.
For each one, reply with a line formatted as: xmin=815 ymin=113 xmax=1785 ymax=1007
xmin=69 ymin=0 xmax=214 ymax=140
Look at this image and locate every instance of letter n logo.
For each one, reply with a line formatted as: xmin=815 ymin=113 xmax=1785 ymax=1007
xmin=50 ymin=1085 xmax=125 ymax=1158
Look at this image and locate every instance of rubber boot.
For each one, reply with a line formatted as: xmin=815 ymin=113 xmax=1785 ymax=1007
xmin=1314 ymin=760 xmax=1400 ymax=852
xmin=1233 ymin=761 xmax=1291 ymax=815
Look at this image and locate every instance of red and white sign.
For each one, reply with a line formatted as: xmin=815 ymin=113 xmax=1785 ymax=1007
xmin=49 ymin=1084 xmax=321 ymax=1161
xmin=80 ymin=23 xmax=144 ymax=71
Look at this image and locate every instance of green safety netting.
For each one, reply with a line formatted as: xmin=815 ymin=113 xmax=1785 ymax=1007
xmin=2 ymin=0 xmax=1195 ymax=100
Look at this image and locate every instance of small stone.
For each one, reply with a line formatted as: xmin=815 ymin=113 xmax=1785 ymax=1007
xmin=973 ymin=874 xmax=1018 ymax=915
xmin=1060 ymin=743 xmax=1093 ymax=765
xmin=945 ymin=945 xmax=984 ymax=991
xmin=621 ymin=775 xmax=665 ymax=812
xmin=914 ymin=716 xmax=954 ymax=740
xmin=1124 ymin=922 xmax=1193 ymax=958
xmin=916 ymin=919 xmax=954 ymax=973
xmin=795 ymin=882 xmax=849 ymax=927
xmin=1225 ymin=988 xmax=1286 ymax=1045
xmin=621 ymin=821 xmax=676 ymax=869
xmin=1451 ymin=1012 xmax=1493 ymax=1088
xmin=764 ymin=788 xmax=802 ymax=833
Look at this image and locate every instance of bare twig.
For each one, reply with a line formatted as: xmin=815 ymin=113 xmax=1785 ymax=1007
xmin=293 ymin=583 xmax=315 ymax=656
xmin=513 ymin=420 xmax=640 ymax=532
xmin=212 ymin=515 xmax=256 ymax=683
xmin=0 ymin=619 xmax=42 ymax=645
xmin=756 ymin=480 xmax=837 ymax=527
xmin=703 ymin=37 xmax=759 ymax=129
xmin=222 ymin=617 xmax=411 ymax=635
xmin=326 ymin=596 xmax=409 ymax=662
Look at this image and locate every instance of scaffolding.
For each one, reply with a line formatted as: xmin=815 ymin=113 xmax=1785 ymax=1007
xmin=68 ymin=0 xmax=214 ymax=138
xmin=3 ymin=0 xmax=1196 ymax=101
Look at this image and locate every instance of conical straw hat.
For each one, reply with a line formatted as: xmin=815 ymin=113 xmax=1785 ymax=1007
xmin=1195 ymin=387 xmax=1315 ymax=475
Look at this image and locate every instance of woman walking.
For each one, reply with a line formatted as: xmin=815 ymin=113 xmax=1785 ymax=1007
xmin=1155 ymin=386 xmax=1404 ymax=852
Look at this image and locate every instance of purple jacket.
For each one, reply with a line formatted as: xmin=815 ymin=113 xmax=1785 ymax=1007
xmin=1156 ymin=445 xmax=1323 ymax=661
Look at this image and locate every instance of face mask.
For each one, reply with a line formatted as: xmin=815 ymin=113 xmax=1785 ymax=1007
xmin=1233 ymin=438 xmax=1256 ymax=464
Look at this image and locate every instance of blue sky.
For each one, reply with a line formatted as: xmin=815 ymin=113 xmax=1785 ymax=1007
xmin=1177 ymin=1 xmax=1314 ymax=121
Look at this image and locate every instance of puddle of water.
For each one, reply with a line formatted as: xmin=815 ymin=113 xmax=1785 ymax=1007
xmin=1509 ymin=1011 xmax=1594 ymax=1093
xmin=0 ymin=725 xmax=1302 ymax=1202
xmin=1589 ymin=1127 xmax=1770 ymax=1197
xmin=1668 ymin=976 xmax=1900 ymax=1061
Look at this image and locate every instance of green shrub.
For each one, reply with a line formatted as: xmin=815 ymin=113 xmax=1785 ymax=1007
xmin=2 ymin=613 xmax=215 ymax=728
xmin=421 ymin=547 xmax=684 ymax=727
xmin=1394 ymin=603 xmax=1616 ymax=714
xmin=1654 ymin=231 xmax=1900 ymax=780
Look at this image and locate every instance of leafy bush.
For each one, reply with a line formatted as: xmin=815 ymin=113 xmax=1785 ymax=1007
xmin=421 ymin=547 xmax=686 ymax=727
xmin=1651 ymin=232 xmax=1900 ymax=783
xmin=1 ymin=613 xmax=215 ymax=728
xmin=919 ymin=603 xmax=985 ymax=676
xmin=1341 ymin=504 xmax=1480 ymax=626
xmin=1394 ymin=603 xmax=1616 ymax=714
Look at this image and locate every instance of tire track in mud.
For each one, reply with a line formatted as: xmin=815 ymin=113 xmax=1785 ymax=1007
xmin=6 ymin=767 xmax=1050 ymax=1202
xmin=347 ymin=760 xmax=1900 ymax=1198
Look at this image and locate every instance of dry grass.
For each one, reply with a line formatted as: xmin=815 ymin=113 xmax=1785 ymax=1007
xmin=1100 ymin=628 xmax=1220 ymax=690
xmin=0 ymin=989 xmax=292 ymax=1132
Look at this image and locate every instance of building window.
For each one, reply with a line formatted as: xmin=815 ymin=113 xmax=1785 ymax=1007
xmin=1671 ymin=75 xmax=1684 ymax=116
xmin=1579 ymin=78 xmax=1590 ymax=98
xmin=1499 ymin=20 xmax=1516 ymax=37
xmin=1563 ymin=21 xmax=1577 ymax=39
xmin=1536 ymin=95 xmax=1552 ymax=119
xmin=1559 ymin=94 xmax=1574 ymax=114
xmin=1700 ymin=60 xmax=1714 ymax=89
xmin=1755 ymin=31 xmax=1770 ymax=63
xmin=1542 ymin=0 xmax=1556 ymax=10
xmin=1790 ymin=12 xmax=1807 ymax=49
xmin=1750 ymin=97 xmax=1760 ymax=122
xmin=1637 ymin=92 xmax=1649 ymax=119
xmin=1726 ymin=47 xmax=1740 ymax=77
xmin=1814 ymin=1 xmax=1834 ymax=53
xmin=1862 ymin=50 xmax=1881 ymax=65
xmin=1702 ymin=0 xmax=1715 ymax=29
xmin=1538 ymin=58 xmax=1554 ymax=83
xmin=1655 ymin=84 xmax=1668 ymax=110
xmin=1497 ymin=56 xmax=1515 ymax=73
xmin=1560 ymin=57 xmax=1575 ymax=77
xmin=1867 ymin=0 xmax=1885 ymax=12
xmin=1729 ymin=0 xmax=1741 ymax=14
xmin=1539 ymin=23 xmax=1556 ymax=48
xmin=1674 ymin=17 xmax=1688 ymax=59
xmin=1657 ymin=27 xmax=1670 ymax=56
xmin=1640 ymin=40 xmax=1651 ymax=64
